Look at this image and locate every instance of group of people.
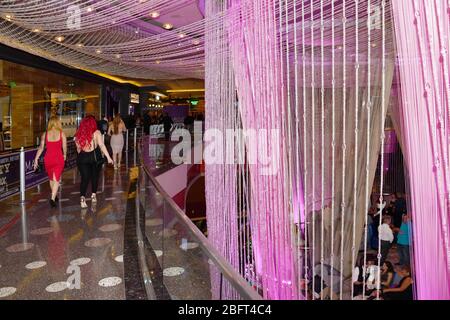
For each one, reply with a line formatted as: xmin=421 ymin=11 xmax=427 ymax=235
xmin=33 ymin=113 xmax=127 ymax=209
xmin=352 ymin=192 xmax=413 ymax=300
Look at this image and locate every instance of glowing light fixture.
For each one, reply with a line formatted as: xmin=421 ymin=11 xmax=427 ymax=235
xmin=150 ymin=11 xmax=160 ymax=18
xmin=162 ymin=23 xmax=173 ymax=30
xmin=95 ymin=49 xmax=102 ymax=54
xmin=55 ymin=36 xmax=65 ymax=42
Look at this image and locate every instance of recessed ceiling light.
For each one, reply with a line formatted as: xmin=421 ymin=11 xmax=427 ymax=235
xmin=32 ymin=28 xmax=41 ymax=33
xmin=162 ymin=23 xmax=173 ymax=30
xmin=178 ymin=32 xmax=186 ymax=38
xmin=115 ymin=54 xmax=121 ymax=59
xmin=150 ymin=11 xmax=160 ymax=19
xmin=95 ymin=49 xmax=102 ymax=54
xmin=156 ymin=60 xmax=161 ymax=64
xmin=55 ymin=36 xmax=65 ymax=42
xmin=86 ymin=7 xmax=93 ymax=12
xmin=77 ymin=43 xmax=84 ymax=47
xmin=5 ymin=14 xmax=13 ymax=21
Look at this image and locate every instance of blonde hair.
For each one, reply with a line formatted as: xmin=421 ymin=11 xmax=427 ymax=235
xmin=47 ymin=116 xmax=62 ymax=132
xmin=113 ymin=114 xmax=122 ymax=135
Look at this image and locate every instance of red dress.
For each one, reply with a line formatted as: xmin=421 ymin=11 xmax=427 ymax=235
xmin=44 ymin=131 xmax=65 ymax=181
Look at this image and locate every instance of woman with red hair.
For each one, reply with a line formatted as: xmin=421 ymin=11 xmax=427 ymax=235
xmin=75 ymin=115 xmax=113 ymax=208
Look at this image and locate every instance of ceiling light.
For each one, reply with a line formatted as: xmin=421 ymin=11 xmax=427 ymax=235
xmin=162 ymin=23 xmax=173 ymax=30
xmin=115 ymin=54 xmax=121 ymax=59
xmin=150 ymin=11 xmax=160 ymax=19
xmin=178 ymin=32 xmax=186 ymax=38
xmin=77 ymin=43 xmax=84 ymax=47
xmin=155 ymin=60 xmax=161 ymax=64
xmin=86 ymin=7 xmax=93 ymax=13
xmin=95 ymin=49 xmax=102 ymax=54
xmin=32 ymin=28 xmax=41 ymax=33
xmin=192 ymin=39 xmax=200 ymax=45
xmin=55 ymin=36 xmax=65 ymax=42
xmin=5 ymin=14 xmax=13 ymax=21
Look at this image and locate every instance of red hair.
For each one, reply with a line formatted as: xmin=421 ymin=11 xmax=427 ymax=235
xmin=75 ymin=116 xmax=97 ymax=150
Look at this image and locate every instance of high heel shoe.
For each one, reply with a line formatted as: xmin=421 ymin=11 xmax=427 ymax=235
xmin=91 ymin=193 xmax=97 ymax=203
xmin=49 ymin=199 xmax=57 ymax=208
xmin=80 ymin=197 xmax=88 ymax=209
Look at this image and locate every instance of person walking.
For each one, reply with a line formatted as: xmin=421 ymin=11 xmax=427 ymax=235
xmin=75 ymin=115 xmax=113 ymax=208
xmin=108 ymin=114 xmax=126 ymax=170
xmin=33 ymin=116 xmax=67 ymax=208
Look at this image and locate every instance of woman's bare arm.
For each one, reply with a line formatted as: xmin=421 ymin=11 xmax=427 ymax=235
xmin=62 ymin=132 xmax=67 ymax=161
xmin=33 ymin=133 xmax=46 ymax=169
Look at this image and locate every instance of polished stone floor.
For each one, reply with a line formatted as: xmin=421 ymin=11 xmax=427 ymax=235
xmin=0 ymin=145 xmax=214 ymax=300
xmin=0 ymin=161 xmax=133 ymax=300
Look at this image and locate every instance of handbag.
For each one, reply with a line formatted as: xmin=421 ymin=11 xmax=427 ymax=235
xmin=93 ymin=139 xmax=105 ymax=166
xmin=35 ymin=133 xmax=47 ymax=173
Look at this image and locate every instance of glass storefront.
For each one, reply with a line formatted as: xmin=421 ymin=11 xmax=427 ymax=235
xmin=0 ymin=59 xmax=101 ymax=150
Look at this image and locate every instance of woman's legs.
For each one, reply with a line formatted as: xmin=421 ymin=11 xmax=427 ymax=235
xmin=91 ymin=163 xmax=100 ymax=195
xmin=78 ymin=162 xmax=92 ymax=198
xmin=118 ymin=151 xmax=122 ymax=167
xmin=50 ymin=173 xmax=60 ymax=201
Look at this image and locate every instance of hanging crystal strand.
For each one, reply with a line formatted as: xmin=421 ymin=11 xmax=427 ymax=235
xmin=302 ymin=0 xmax=309 ymax=300
xmin=362 ymin=0 xmax=372 ymax=300
xmin=310 ymin=0 xmax=317 ymax=300
xmin=293 ymin=0 xmax=303 ymax=300
xmin=423 ymin=0 xmax=450 ymax=276
xmin=281 ymin=0 xmax=297 ymax=299
xmin=330 ymin=0 xmax=336 ymax=300
xmin=376 ymin=0 xmax=387 ymax=301
xmin=351 ymin=0 xmax=360 ymax=300
xmin=319 ymin=0 xmax=326 ymax=300
xmin=339 ymin=0 xmax=347 ymax=300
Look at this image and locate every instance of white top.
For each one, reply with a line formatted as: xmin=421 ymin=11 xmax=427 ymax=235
xmin=378 ymin=223 xmax=394 ymax=243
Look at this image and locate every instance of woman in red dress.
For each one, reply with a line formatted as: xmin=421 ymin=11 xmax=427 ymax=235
xmin=33 ymin=116 xmax=67 ymax=208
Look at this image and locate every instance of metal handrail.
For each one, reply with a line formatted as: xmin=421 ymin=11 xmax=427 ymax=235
xmin=140 ymin=146 xmax=262 ymax=300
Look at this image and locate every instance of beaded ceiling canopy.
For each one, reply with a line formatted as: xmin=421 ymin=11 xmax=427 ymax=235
xmin=0 ymin=0 xmax=207 ymax=80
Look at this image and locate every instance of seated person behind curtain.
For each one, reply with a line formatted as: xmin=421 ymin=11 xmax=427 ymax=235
xmin=353 ymin=256 xmax=374 ymax=297
xmin=366 ymin=261 xmax=395 ymax=299
xmin=312 ymin=262 xmax=341 ymax=300
xmin=378 ymin=216 xmax=394 ymax=263
xmin=371 ymin=265 xmax=413 ymax=300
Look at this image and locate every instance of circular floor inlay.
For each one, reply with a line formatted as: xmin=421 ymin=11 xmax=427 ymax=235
xmin=114 ymin=255 xmax=124 ymax=263
xmin=163 ymin=267 xmax=185 ymax=277
xmin=6 ymin=243 xmax=34 ymax=253
xmin=45 ymin=281 xmax=69 ymax=293
xmin=145 ymin=218 xmax=163 ymax=227
xmin=158 ymin=228 xmax=178 ymax=238
xmin=99 ymin=224 xmax=122 ymax=232
xmin=154 ymin=250 xmax=163 ymax=258
xmin=0 ymin=287 xmax=16 ymax=298
xmin=84 ymin=238 xmax=112 ymax=248
xmin=70 ymin=258 xmax=91 ymax=266
xmin=25 ymin=261 xmax=47 ymax=270
xmin=180 ymin=242 xmax=199 ymax=250
xmin=30 ymin=227 xmax=54 ymax=236
xmin=98 ymin=277 xmax=122 ymax=287
xmin=46 ymin=214 xmax=74 ymax=223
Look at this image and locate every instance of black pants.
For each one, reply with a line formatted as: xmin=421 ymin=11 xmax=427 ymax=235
xmin=380 ymin=240 xmax=391 ymax=264
xmin=77 ymin=151 xmax=100 ymax=197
